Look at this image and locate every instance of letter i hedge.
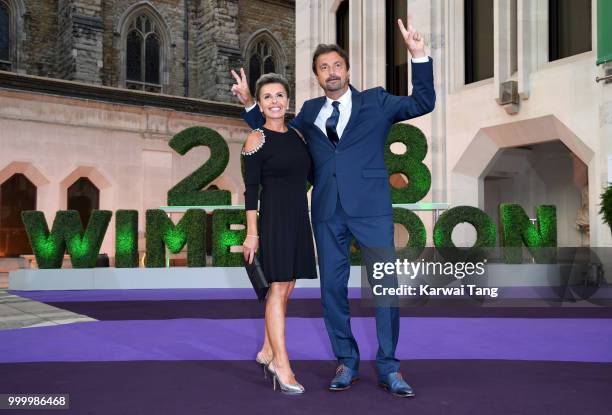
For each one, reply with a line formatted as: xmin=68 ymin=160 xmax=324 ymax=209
xmin=115 ymin=210 xmax=139 ymax=268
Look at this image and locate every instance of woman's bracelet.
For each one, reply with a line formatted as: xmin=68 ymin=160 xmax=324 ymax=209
xmin=246 ymin=234 xmax=259 ymax=239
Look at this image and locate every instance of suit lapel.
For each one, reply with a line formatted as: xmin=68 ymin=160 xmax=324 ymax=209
xmin=304 ymin=96 xmax=326 ymax=127
xmin=339 ymin=85 xmax=362 ymax=144
xmin=304 ymin=96 xmax=333 ymax=149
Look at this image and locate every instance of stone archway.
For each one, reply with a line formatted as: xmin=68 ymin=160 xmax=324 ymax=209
xmin=0 ymin=162 xmax=49 ymax=257
xmin=451 ymin=115 xmax=594 ymax=247
xmin=59 ymin=166 xmax=113 ymax=212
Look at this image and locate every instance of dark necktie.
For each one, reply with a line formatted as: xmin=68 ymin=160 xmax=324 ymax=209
xmin=325 ymin=101 xmax=341 ymax=146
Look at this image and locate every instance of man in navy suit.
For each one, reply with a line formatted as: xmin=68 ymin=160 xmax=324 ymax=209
xmin=231 ymin=16 xmax=435 ymax=397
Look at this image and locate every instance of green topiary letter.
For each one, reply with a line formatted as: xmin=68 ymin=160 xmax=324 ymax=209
xmin=393 ymin=207 xmax=427 ymax=260
xmin=212 ymin=209 xmax=246 ymax=267
xmin=115 ymin=210 xmax=139 ymax=268
xmin=145 ymin=209 xmax=206 ymax=267
xmin=433 ymin=206 xmax=496 ymax=261
xmin=22 ymin=210 xmax=111 ymax=269
xmin=384 ymin=123 xmax=432 ymax=203
xmin=500 ymin=204 xmax=557 ymax=263
xmin=167 ymin=126 xmax=231 ymax=206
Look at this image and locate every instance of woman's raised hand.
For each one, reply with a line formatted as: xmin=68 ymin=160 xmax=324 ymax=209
xmin=231 ymin=68 xmax=255 ymax=107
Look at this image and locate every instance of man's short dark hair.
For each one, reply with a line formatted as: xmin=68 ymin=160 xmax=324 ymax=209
xmin=254 ymin=73 xmax=291 ymax=101
xmin=311 ymin=44 xmax=350 ymax=75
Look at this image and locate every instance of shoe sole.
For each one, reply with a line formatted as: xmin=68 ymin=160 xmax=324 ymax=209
xmin=378 ymin=383 xmax=415 ymax=398
xmin=328 ymin=378 xmax=360 ymax=391
xmin=280 ymin=390 xmax=305 ymax=395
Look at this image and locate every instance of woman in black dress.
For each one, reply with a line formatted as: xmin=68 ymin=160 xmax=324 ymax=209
xmin=241 ymin=73 xmax=317 ymax=394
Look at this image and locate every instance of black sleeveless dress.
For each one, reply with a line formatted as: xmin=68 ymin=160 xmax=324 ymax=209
xmin=243 ymin=127 xmax=318 ymax=282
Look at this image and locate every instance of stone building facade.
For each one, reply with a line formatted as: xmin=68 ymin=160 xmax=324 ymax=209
xmin=0 ymin=0 xmax=296 ymax=265
xmin=294 ymin=0 xmax=608 ymax=248
xmin=3 ymin=0 xmax=295 ymax=102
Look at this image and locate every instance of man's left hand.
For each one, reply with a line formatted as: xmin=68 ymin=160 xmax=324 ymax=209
xmin=397 ymin=14 xmax=426 ymax=59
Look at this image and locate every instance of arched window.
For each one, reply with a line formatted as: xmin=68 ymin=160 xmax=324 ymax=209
xmin=0 ymin=2 xmax=9 ymax=65
xmin=125 ymin=13 xmax=162 ymax=92
xmin=0 ymin=173 xmax=36 ymax=257
xmin=67 ymin=178 xmax=100 ymax=229
xmin=248 ymin=40 xmax=278 ymax=95
xmin=0 ymin=0 xmax=24 ymax=71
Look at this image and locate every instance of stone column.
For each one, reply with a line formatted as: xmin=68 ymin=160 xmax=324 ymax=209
xmin=56 ymin=0 xmax=104 ymax=84
xmin=197 ymin=0 xmax=241 ymax=102
xmin=427 ymin=0 xmax=448 ymax=209
xmin=295 ymin=0 xmax=322 ymax=106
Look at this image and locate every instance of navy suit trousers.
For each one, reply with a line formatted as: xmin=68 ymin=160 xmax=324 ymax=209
xmin=313 ymin=197 xmax=400 ymax=376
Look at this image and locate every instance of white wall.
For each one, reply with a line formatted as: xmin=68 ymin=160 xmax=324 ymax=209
xmin=295 ymin=0 xmax=609 ymax=247
xmin=0 ymin=88 xmax=252 ymax=259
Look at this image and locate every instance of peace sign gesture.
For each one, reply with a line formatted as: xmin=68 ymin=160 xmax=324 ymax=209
xmin=397 ymin=14 xmax=426 ymax=59
xmin=230 ymin=67 xmax=255 ymax=107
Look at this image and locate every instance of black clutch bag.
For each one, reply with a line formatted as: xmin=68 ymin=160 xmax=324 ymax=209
xmin=244 ymin=255 xmax=269 ymax=302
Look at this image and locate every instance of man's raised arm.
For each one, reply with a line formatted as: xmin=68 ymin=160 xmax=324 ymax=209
xmin=379 ymin=15 xmax=435 ymax=123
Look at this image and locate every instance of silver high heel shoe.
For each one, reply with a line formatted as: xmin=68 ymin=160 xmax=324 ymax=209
xmin=255 ymin=352 xmax=271 ymax=379
xmin=267 ymin=360 xmax=305 ymax=395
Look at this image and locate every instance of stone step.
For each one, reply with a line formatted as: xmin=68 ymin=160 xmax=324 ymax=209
xmin=0 ymin=290 xmax=96 ymax=330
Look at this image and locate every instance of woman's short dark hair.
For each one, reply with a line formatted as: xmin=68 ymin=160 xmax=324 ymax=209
xmin=254 ymin=73 xmax=291 ymax=102
xmin=311 ymin=44 xmax=350 ymax=75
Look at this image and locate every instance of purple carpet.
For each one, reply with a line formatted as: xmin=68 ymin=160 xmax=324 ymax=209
xmin=2 ymin=360 xmax=611 ymax=415
xmin=8 ymin=288 xmax=337 ymax=301
xmin=11 ymin=285 xmax=612 ymax=302
xmin=1 ymin=317 xmax=611 ymax=363
xmin=3 ymin=287 xmax=612 ymax=414
xmin=37 ymin=298 xmax=612 ymax=319
xmin=11 ymin=288 xmax=612 ymax=319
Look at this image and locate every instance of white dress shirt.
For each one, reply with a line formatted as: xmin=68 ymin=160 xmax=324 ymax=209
xmin=315 ymin=87 xmax=352 ymax=139
xmin=245 ymin=56 xmax=430 ymax=141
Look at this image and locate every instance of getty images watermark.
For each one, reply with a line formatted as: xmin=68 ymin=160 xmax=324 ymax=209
xmin=358 ymin=246 xmax=612 ymax=307
xmin=370 ymin=258 xmax=498 ymax=298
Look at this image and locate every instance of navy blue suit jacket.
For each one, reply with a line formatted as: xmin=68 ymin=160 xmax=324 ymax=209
xmin=242 ymin=58 xmax=435 ymax=223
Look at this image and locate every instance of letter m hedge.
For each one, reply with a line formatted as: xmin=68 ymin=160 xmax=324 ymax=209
xmin=145 ymin=209 xmax=206 ymax=267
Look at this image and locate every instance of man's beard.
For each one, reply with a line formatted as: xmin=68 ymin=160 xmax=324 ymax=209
xmin=324 ymin=77 xmax=347 ymax=92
